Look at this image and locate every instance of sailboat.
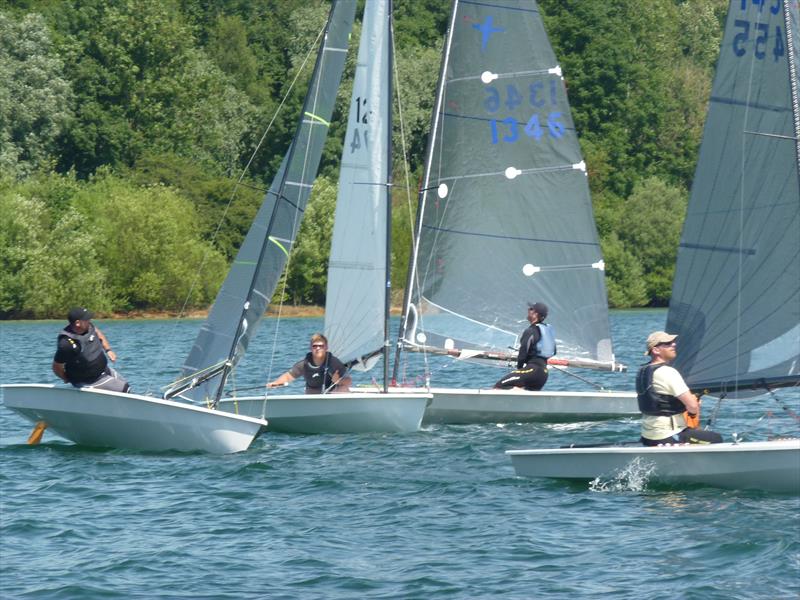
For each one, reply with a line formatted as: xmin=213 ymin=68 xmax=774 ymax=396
xmin=0 ymin=0 xmax=360 ymax=453
xmin=507 ymin=0 xmax=800 ymax=493
xmin=213 ymin=0 xmax=430 ymax=433
xmin=387 ymin=0 xmax=637 ymax=423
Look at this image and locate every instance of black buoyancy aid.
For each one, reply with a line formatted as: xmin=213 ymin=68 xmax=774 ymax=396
xmin=59 ymin=324 xmax=108 ymax=383
xmin=636 ymin=363 xmax=685 ymax=416
xmin=302 ymin=352 xmax=334 ymax=392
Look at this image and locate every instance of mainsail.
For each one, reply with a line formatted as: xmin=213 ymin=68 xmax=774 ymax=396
xmin=177 ymin=0 xmax=356 ymax=402
xmin=324 ymin=0 xmax=392 ymax=373
xmin=398 ymin=0 xmax=616 ymax=371
xmin=666 ymin=0 xmax=800 ymax=396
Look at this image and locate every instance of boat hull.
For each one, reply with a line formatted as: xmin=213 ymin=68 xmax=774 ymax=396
xmin=218 ymin=392 xmax=431 ymax=434
xmin=1 ymin=384 xmax=266 ymax=454
xmin=506 ymin=440 xmax=800 ymax=493
xmin=353 ymin=386 xmax=637 ymax=424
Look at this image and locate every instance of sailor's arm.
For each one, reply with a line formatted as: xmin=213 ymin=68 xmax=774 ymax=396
xmin=52 ymin=361 xmax=68 ymax=383
xmin=266 ymin=372 xmax=295 ymax=388
xmin=95 ymin=326 xmax=117 ymax=362
xmin=676 ymin=390 xmax=700 ymax=415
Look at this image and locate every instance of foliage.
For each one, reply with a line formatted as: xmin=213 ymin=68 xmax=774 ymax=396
xmin=606 ymin=177 xmax=688 ymax=306
xmin=0 ymin=0 xmax=732 ymax=315
xmin=0 ymin=12 xmax=73 ymax=179
xmin=0 ymin=174 xmax=111 ymax=318
xmin=70 ymin=171 xmax=227 ymax=311
xmin=282 ymin=175 xmax=337 ymax=305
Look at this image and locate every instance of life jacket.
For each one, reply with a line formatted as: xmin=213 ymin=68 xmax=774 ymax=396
xmin=535 ymin=323 xmax=557 ymax=358
xmin=636 ymin=363 xmax=685 ymax=416
xmin=302 ymin=352 xmax=335 ymax=393
xmin=59 ymin=323 xmax=108 ymax=384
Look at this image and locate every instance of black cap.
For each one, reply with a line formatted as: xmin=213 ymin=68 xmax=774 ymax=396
xmin=527 ymin=302 xmax=548 ymax=320
xmin=68 ymin=307 xmax=94 ymax=322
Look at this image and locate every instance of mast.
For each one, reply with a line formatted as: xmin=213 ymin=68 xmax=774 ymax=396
xmin=393 ymin=0 xmax=459 ymax=384
xmin=383 ymin=0 xmax=395 ymax=392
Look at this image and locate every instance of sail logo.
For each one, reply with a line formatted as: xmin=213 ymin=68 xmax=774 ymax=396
xmin=472 ymin=15 xmax=505 ymax=51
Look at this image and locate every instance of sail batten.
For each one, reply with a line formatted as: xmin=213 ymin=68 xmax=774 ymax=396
xmin=667 ymin=0 xmax=800 ymax=397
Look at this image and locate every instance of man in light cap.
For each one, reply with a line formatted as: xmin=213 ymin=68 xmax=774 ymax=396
xmin=52 ymin=307 xmax=130 ymax=393
xmin=494 ymin=302 xmax=556 ymax=391
xmin=636 ymin=330 xmax=721 ymax=445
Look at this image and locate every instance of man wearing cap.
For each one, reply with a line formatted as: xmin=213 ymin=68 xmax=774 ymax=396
xmin=494 ymin=302 xmax=556 ymax=391
xmin=637 ymin=330 xmax=722 ymax=445
xmin=52 ymin=307 xmax=130 ymax=393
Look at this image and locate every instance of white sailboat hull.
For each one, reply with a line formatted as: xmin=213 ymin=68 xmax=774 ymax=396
xmin=218 ymin=392 xmax=431 ymax=434
xmin=2 ymin=384 xmax=266 ymax=454
xmin=507 ymin=439 xmax=800 ymax=493
xmin=353 ymin=386 xmax=637 ymax=424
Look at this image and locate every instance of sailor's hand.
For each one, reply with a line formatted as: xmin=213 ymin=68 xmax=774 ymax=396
xmin=107 ymin=350 xmax=117 ymax=362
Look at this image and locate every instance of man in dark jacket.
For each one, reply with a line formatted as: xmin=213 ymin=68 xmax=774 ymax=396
xmin=52 ymin=307 xmax=130 ymax=393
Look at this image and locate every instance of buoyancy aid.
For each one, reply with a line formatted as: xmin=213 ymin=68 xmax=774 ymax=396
xmin=302 ymin=352 xmax=335 ymax=393
xmin=59 ymin=323 xmax=108 ymax=384
xmin=535 ymin=323 xmax=557 ymax=358
xmin=636 ymin=363 xmax=685 ymax=416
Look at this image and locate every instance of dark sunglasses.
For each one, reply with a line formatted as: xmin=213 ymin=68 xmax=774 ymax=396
xmin=657 ymin=341 xmax=676 ymax=348
xmin=311 ymin=343 xmax=326 ymax=349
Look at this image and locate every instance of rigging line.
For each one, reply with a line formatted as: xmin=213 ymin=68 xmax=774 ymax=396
xmin=551 ymin=365 xmax=609 ymax=391
xmin=769 ymin=388 xmax=800 ymax=424
xmin=392 ymin=20 xmax=433 ymax=381
xmin=148 ymin=19 xmax=327 ymax=393
xmin=264 ymin=19 xmax=335 ymax=391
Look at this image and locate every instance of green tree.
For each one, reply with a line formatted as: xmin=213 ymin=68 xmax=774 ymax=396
xmin=0 ymin=12 xmax=73 ymax=179
xmin=613 ymin=176 xmax=688 ymax=305
xmin=0 ymin=174 xmax=111 ymax=318
xmin=53 ymin=0 xmax=255 ymax=177
xmin=71 ymin=171 xmax=227 ymax=311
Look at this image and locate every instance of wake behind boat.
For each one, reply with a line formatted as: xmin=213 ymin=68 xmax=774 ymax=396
xmin=389 ymin=0 xmax=633 ymax=423
xmin=507 ymin=0 xmax=800 ymax=491
xmin=507 ymin=440 xmax=800 ymax=494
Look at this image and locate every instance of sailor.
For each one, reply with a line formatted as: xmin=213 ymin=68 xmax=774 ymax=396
xmin=266 ymin=333 xmax=351 ymax=394
xmin=637 ymin=331 xmax=722 ymax=446
xmin=52 ymin=307 xmax=130 ymax=393
xmin=494 ymin=302 xmax=556 ymax=391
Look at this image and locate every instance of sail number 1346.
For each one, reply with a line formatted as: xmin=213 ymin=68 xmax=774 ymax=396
xmin=484 ymin=82 xmax=565 ymax=145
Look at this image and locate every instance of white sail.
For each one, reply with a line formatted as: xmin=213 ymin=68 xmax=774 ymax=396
xmin=325 ymin=0 xmax=392 ymax=371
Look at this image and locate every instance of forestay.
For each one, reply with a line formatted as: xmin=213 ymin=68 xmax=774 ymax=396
xmin=666 ymin=0 xmax=800 ymax=397
xmin=398 ymin=0 xmax=616 ymax=371
xmin=178 ymin=1 xmax=356 ymax=403
xmin=324 ymin=0 xmax=392 ymax=371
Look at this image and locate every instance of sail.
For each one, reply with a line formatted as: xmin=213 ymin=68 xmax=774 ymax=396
xmin=179 ymin=0 xmax=356 ymax=401
xmin=324 ymin=0 xmax=392 ymax=370
xmin=666 ymin=0 xmax=800 ymax=396
xmin=399 ymin=0 xmax=615 ymax=369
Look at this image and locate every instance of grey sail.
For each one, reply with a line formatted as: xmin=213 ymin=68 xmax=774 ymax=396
xmin=666 ymin=0 xmax=800 ymax=397
xmin=324 ymin=0 xmax=392 ymax=371
xmin=178 ymin=0 xmax=356 ymax=402
xmin=398 ymin=0 xmax=616 ymax=370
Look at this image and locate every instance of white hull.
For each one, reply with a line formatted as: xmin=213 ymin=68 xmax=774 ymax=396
xmin=2 ymin=384 xmax=266 ymax=454
xmin=218 ymin=392 xmax=430 ymax=434
xmin=507 ymin=439 xmax=800 ymax=493
xmin=353 ymin=386 xmax=637 ymax=424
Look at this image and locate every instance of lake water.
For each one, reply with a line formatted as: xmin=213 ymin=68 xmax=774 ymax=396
xmin=1 ymin=310 xmax=798 ymax=599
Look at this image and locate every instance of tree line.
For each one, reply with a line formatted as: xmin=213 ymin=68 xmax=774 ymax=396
xmin=0 ymin=0 xmax=728 ymax=318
